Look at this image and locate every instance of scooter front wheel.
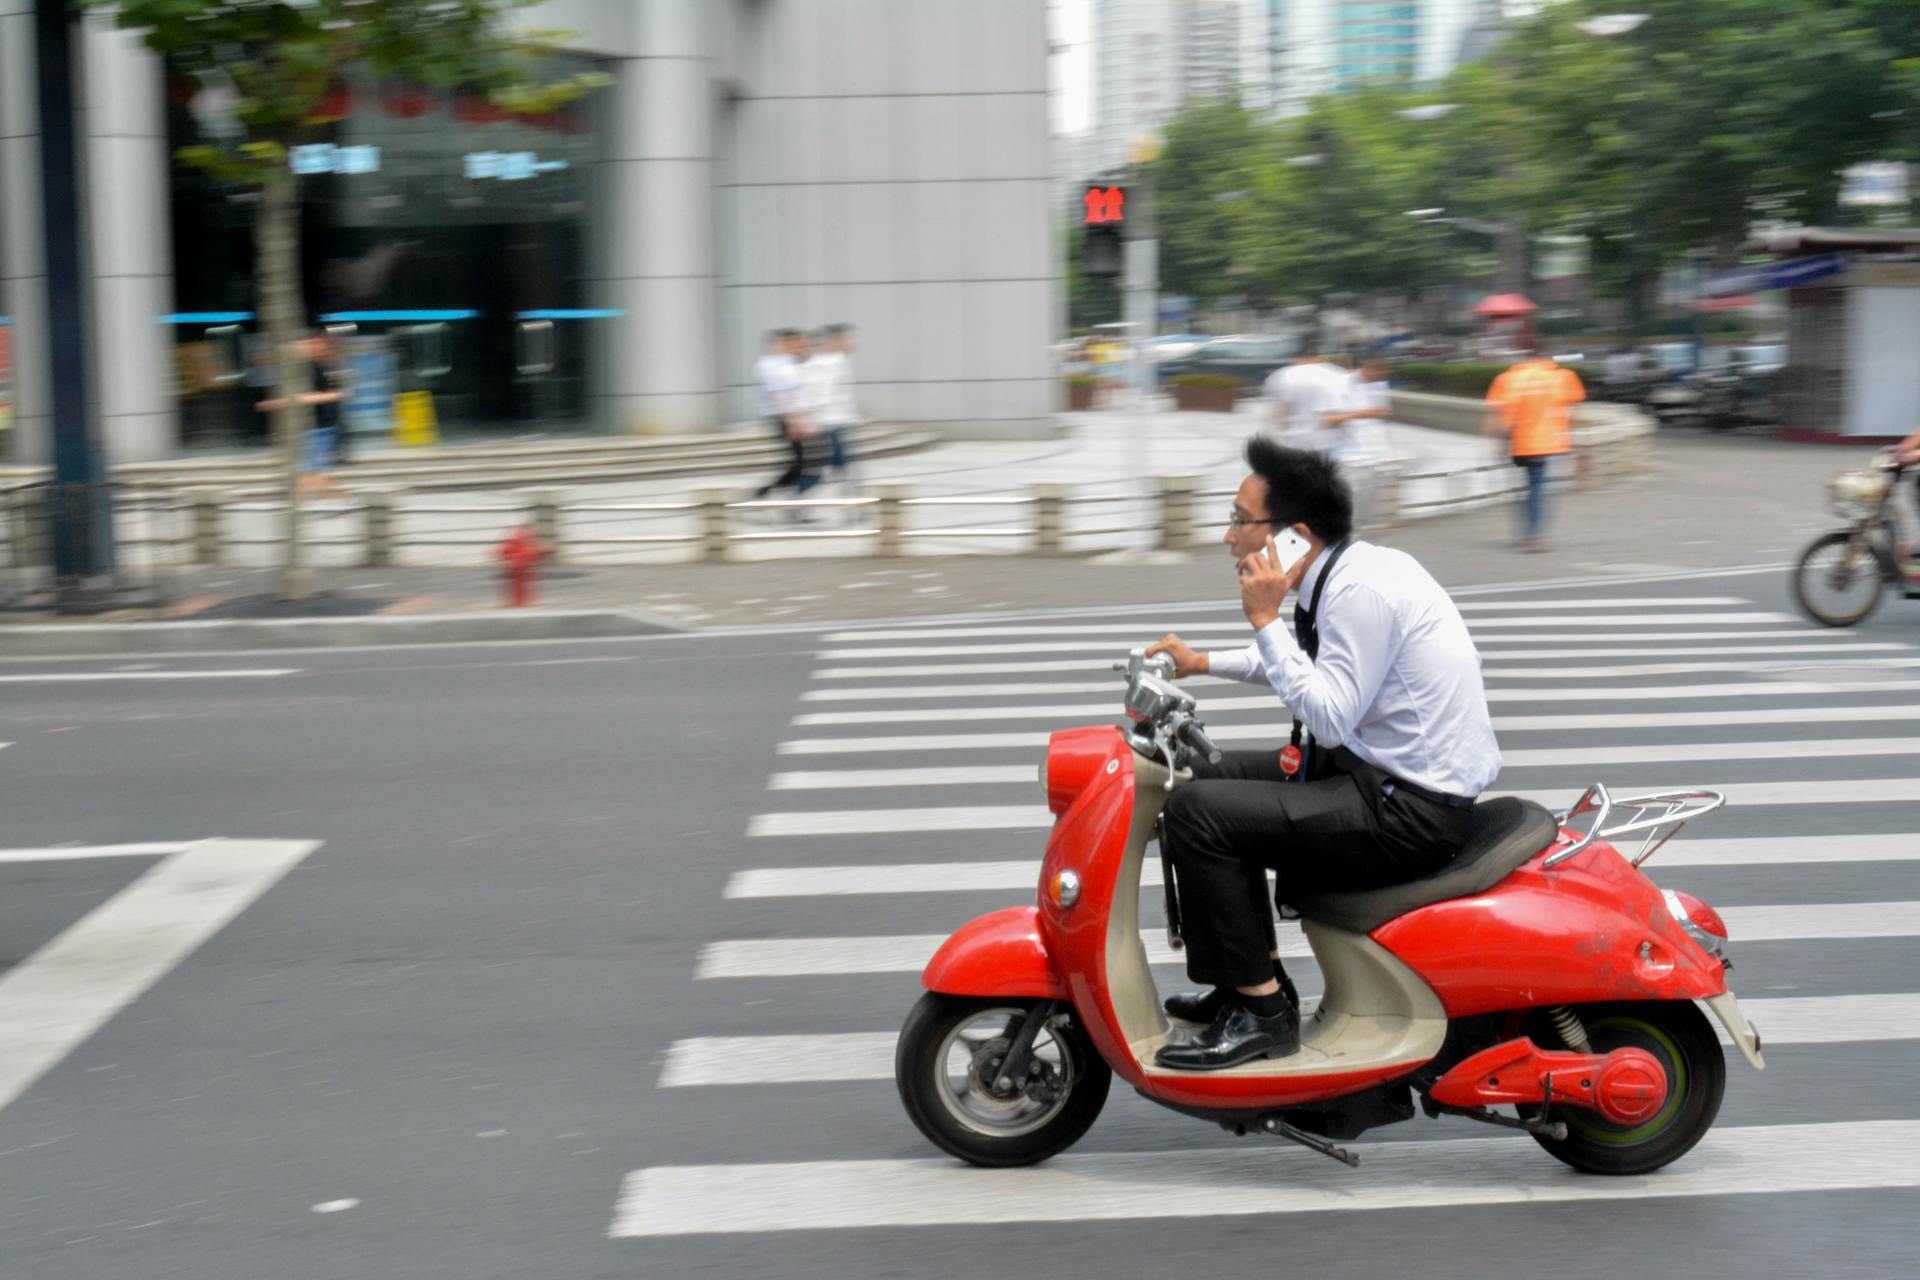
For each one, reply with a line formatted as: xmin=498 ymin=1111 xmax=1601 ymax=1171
xmin=1793 ymin=530 xmax=1886 ymax=627
xmin=896 ymin=993 xmax=1110 ymax=1167
xmin=1527 ymin=1000 xmax=1725 ymax=1176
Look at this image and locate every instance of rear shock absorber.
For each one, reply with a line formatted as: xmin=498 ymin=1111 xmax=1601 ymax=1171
xmin=1549 ymin=1005 xmax=1591 ymax=1053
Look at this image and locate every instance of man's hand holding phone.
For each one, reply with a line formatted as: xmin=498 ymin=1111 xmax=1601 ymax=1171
xmin=1238 ymin=531 xmax=1311 ymax=630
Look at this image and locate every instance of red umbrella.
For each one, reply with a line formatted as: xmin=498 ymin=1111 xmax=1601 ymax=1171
xmin=1473 ymin=293 xmax=1539 ymax=316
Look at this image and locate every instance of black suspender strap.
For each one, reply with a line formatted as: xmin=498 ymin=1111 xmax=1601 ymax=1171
xmin=1287 ymin=538 xmax=1352 ymax=774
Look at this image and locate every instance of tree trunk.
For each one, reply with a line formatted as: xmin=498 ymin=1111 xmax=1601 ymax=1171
xmin=257 ymin=173 xmax=312 ymax=600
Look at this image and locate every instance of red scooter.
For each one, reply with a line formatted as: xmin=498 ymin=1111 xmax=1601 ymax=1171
xmin=896 ymin=651 xmax=1763 ymax=1174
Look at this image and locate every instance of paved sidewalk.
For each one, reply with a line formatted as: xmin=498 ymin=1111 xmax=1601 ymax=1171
xmin=0 ymin=431 xmax=1859 ymax=645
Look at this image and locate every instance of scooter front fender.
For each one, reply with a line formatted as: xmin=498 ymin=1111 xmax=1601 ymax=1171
xmin=922 ymin=905 xmax=1067 ymax=1000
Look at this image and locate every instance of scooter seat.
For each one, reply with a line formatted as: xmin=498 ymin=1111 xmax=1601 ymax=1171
xmin=1287 ymin=798 xmax=1560 ymax=934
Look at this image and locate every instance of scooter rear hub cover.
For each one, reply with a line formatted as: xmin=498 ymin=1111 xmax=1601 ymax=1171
xmin=1594 ymin=1049 xmax=1669 ymax=1125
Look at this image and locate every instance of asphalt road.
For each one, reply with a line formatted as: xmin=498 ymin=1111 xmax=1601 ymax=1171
xmin=2 ymin=563 xmax=1917 ymax=1278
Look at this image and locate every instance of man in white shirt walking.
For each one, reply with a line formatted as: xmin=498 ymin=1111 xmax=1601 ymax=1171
xmin=1263 ymin=353 xmax=1352 ymax=455
xmin=752 ymin=328 xmax=820 ymax=506
xmin=1143 ymin=438 xmax=1502 ymax=1070
xmin=801 ymin=324 xmax=859 ymax=486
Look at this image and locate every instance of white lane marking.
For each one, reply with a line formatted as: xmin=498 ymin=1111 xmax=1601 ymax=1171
xmin=723 ymin=834 xmax=1920 ymax=898
xmin=0 ymin=842 xmax=195 ymax=863
xmin=823 ymin=601 xmax=1759 ymax=639
xmin=0 ymin=669 xmax=298 ymax=683
xmin=812 ymin=641 xmax=1914 ymax=679
xmin=694 ymin=902 xmax=1920 ymax=978
xmin=609 ymin=1120 xmax=1920 ymax=1235
xmin=0 ymin=839 xmax=319 ymax=1113
xmin=771 ymin=767 xmax=1036 ymax=791
xmin=655 ymin=993 xmax=1920 ymax=1088
xmin=777 ymin=706 xmax=1920 ymax=755
xmin=793 ymin=682 xmax=1920 ymax=725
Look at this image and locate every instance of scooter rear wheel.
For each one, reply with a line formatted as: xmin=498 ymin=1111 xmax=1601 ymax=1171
xmin=1527 ymin=1000 xmax=1725 ymax=1176
xmin=896 ymin=993 xmax=1111 ymax=1168
xmin=1793 ymin=530 xmax=1886 ymax=628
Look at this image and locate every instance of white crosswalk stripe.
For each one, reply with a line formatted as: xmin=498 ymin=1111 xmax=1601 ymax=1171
xmin=776 ymin=707 xmax=1920 ymax=754
xmin=814 ymin=640 xmax=1911 ymax=679
xmin=817 ymin=620 xmax=1807 ymax=659
xmin=623 ymin=588 xmax=1920 ymax=1245
xmin=822 ymin=601 xmax=1758 ymax=639
xmin=609 ymin=1120 xmax=1920 ymax=1236
xmin=770 ymin=738 xmax=1920 ymax=788
xmin=655 ymin=992 xmax=1920 ymax=1087
xmin=692 ymin=902 xmax=1920 ymax=978
xmin=722 ymin=834 xmax=1920 ymax=898
xmin=747 ymin=781 xmax=1920 ymax=835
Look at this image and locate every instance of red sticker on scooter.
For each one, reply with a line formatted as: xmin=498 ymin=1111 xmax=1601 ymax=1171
xmin=1279 ymin=745 xmax=1303 ymax=777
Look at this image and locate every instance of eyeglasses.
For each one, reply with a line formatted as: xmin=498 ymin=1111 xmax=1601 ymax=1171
xmin=1225 ymin=514 xmax=1282 ymax=529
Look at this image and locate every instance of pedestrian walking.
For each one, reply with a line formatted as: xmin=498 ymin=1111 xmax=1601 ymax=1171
xmin=256 ymin=330 xmax=349 ymax=500
xmin=1324 ymin=355 xmax=1395 ymax=529
xmin=1483 ymin=345 xmax=1586 ymax=553
xmin=803 ymin=324 xmax=860 ymax=495
xmin=752 ymin=328 xmax=821 ymax=517
xmin=1262 ymin=352 xmax=1355 ymax=456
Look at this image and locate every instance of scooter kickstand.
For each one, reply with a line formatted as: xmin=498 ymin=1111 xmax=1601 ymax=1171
xmin=1258 ymin=1115 xmax=1360 ymax=1168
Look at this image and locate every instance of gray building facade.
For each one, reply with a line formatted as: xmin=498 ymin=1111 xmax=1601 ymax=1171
xmin=0 ymin=0 xmax=1058 ymax=463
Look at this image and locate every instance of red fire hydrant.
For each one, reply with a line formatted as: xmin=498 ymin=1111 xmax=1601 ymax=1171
xmin=498 ymin=525 xmax=551 ymax=608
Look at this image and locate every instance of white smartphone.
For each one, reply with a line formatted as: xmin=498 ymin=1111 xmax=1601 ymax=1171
xmin=1272 ymin=528 xmax=1311 ymax=574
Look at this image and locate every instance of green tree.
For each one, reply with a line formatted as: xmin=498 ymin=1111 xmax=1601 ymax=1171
xmin=82 ymin=0 xmax=604 ymax=598
xmin=1500 ymin=0 xmax=1920 ymax=330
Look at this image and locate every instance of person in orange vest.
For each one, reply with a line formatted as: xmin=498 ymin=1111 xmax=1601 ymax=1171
xmin=1483 ymin=346 xmax=1586 ymax=552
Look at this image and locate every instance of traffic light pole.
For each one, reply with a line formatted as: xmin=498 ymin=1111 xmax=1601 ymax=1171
xmin=1120 ymin=170 xmax=1157 ymax=394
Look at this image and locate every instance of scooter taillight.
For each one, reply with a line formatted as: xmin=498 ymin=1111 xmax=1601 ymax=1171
xmin=1664 ymin=889 xmax=1728 ymax=956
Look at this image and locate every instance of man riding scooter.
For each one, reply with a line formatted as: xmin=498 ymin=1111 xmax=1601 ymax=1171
xmin=1146 ymin=440 xmax=1502 ymax=1070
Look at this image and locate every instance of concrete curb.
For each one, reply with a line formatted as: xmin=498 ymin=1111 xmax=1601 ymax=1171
xmin=0 ymin=608 xmax=686 ymax=656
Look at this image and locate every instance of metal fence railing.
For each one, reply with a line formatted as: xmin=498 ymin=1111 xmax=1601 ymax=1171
xmin=1 ymin=427 xmax=1646 ymax=582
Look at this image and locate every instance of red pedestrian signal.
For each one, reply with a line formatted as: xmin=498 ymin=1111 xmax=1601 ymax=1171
xmin=1082 ymin=185 xmax=1126 ymax=226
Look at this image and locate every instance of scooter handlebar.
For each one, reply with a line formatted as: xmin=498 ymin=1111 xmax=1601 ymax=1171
xmin=1177 ymin=719 xmax=1223 ymax=765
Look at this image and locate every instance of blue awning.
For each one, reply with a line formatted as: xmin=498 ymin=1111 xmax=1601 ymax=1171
xmin=1702 ymin=254 xmax=1844 ymax=297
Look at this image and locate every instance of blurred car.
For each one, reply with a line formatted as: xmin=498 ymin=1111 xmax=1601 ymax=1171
xmin=1155 ymin=333 xmax=1302 ymax=390
xmin=1143 ymin=334 xmax=1211 ymax=363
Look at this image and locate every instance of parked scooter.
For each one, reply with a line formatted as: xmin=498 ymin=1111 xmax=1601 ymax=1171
xmin=1646 ymin=367 xmax=1778 ymax=430
xmin=897 ymin=650 xmax=1762 ymax=1174
xmin=1792 ymin=454 xmax=1920 ymax=626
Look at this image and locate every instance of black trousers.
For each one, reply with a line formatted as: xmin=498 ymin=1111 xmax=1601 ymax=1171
xmin=1163 ymin=746 xmax=1475 ymax=988
xmin=758 ymin=416 xmax=819 ymax=495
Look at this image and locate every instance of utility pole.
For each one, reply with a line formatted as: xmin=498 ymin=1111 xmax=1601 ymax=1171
xmin=34 ymin=0 xmax=117 ymax=603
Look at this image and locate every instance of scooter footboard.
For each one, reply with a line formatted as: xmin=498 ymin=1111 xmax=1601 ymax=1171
xmin=922 ymin=906 xmax=1067 ymax=999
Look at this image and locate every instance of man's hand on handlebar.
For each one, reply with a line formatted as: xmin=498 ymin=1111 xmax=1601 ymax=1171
xmin=1146 ymin=634 xmax=1208 ymax=679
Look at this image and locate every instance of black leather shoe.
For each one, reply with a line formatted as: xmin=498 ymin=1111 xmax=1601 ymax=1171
xmin=1154 ymin=1003 xmax=1301 ymax=1071
xmin=1164 ymin=973 xmax=1299 ymax=1024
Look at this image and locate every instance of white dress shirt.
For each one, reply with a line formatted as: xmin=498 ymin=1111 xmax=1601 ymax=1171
xmin=802 ymin=350 xmax=858 ymax=427
xmin=1207 ymin=540 xmax=1502 ymax=798
xmin=754 ymin=353 xmax=800 ymax=419
xmin=1262 ymin=361 xmax=1353 ymax=455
